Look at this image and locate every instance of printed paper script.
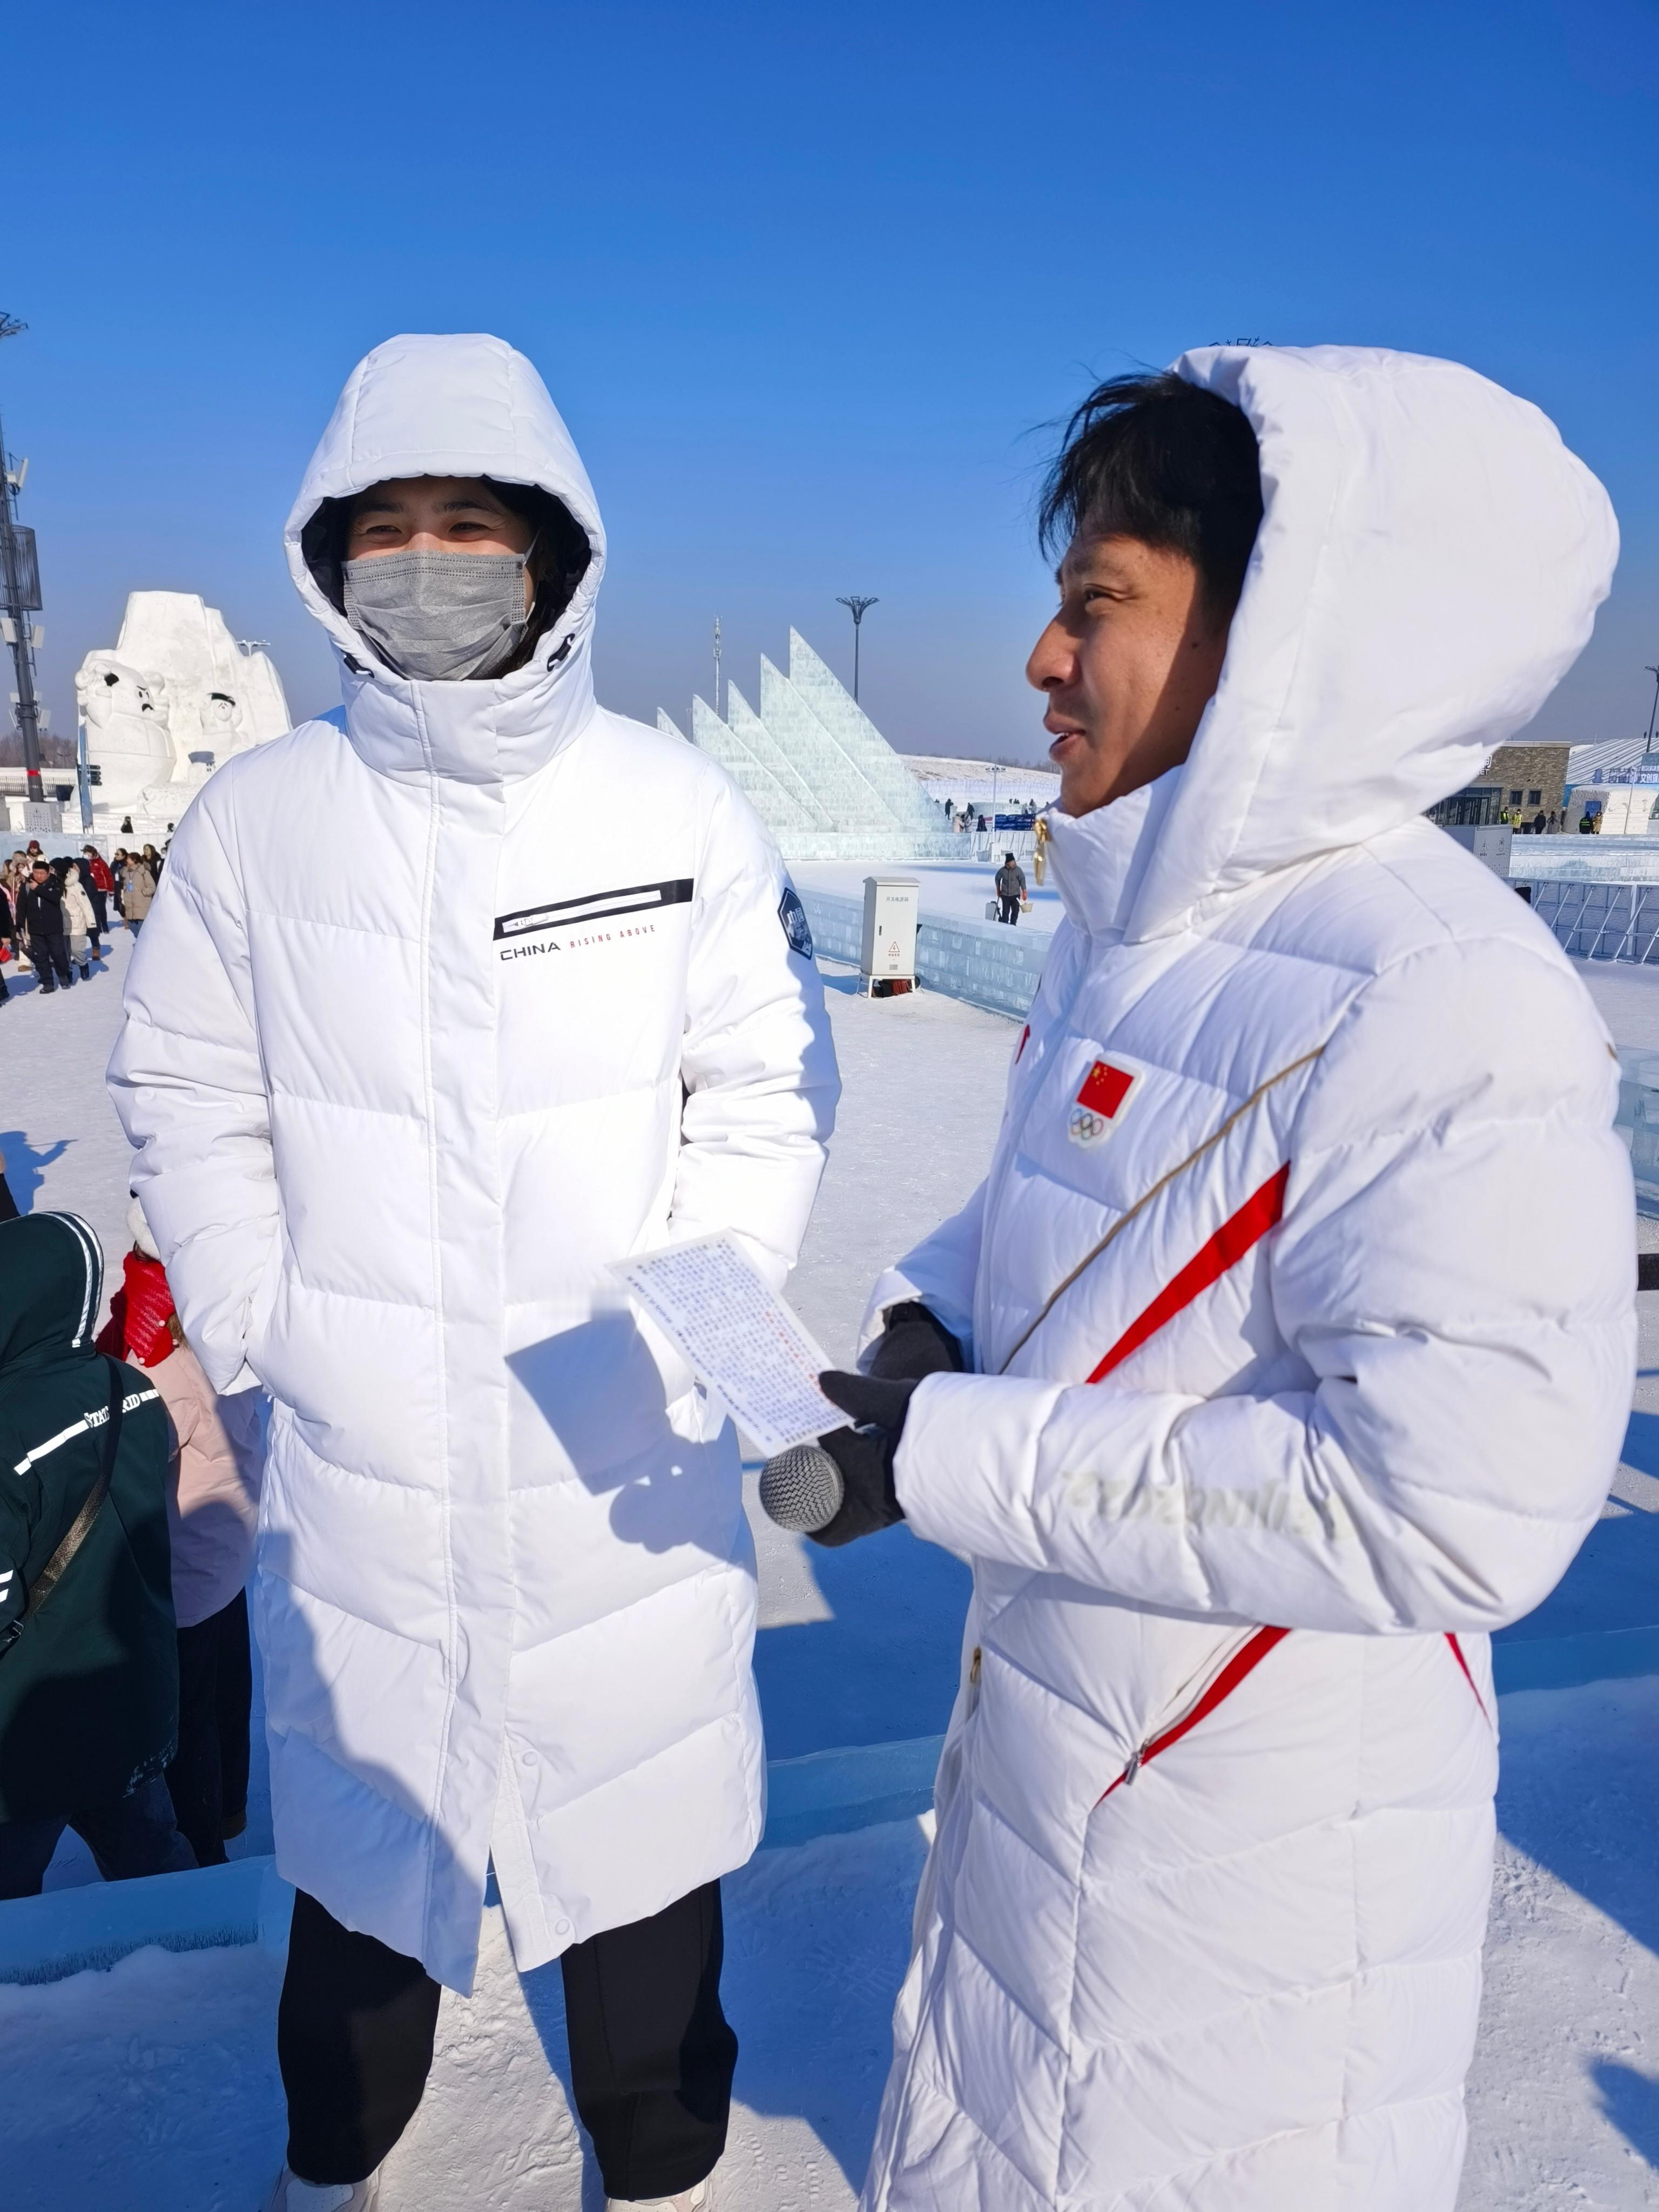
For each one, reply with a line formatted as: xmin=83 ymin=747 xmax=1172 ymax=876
xmin=612 ymin=1234 xmax=841 ymax=1458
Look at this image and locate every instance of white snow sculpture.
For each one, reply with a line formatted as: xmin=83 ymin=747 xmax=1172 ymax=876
xmin=76 ymin=591 xmax=291 ymax=840
xmin=77 ymin=655 xmax=175 ymax=827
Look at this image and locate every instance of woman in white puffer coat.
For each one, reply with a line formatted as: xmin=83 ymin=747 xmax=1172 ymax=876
xmin=822 ymin=347 xmax=1633 ymax=2212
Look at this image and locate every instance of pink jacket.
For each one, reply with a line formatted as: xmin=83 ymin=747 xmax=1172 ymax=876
xmin=151 ymin=1344 xmax=264 ymax=1628
xmin=98 ymin=1245 xmax=265 ymax=1626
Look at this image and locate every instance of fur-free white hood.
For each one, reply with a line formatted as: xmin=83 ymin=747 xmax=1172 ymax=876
xmin=283 ymin=332 xmax=607 ymax=783
xmin=1056 ymin=345 xmax=1618 ymax=944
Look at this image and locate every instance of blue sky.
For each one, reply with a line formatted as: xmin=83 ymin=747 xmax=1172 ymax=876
xmin=6 ymin=0 xmax=1658 ymax=765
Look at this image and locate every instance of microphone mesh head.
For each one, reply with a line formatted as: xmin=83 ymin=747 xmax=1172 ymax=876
xmin=758 ymin=1442 xmax=845 ymax=1534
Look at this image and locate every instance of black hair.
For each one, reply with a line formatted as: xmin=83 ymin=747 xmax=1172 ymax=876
xmin=1038 ymin=372 xmax=1264 ymax=613
xmin=301 ymin=476 xmax=594 ymax=671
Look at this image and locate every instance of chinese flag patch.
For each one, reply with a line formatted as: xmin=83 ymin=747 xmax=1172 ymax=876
xmin=1068 ymin=1058 xmax=1141 ymax=1147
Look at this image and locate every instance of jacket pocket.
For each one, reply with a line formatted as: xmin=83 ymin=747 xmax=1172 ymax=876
xmin=1095 ymin=1624 xmax=1292 ymax=1808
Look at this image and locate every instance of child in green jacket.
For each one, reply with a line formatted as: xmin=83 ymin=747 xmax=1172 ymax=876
xmin=0 ymin=1211 xmax=195 ymax=1895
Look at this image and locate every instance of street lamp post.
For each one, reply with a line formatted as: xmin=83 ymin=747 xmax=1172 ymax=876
xmin=0 ymin=311 xmax=44 ymax=805
xmin=1644 ymin=663 xmax=1659 ymax=758
xmin=835 ymin=594 xmax=878 ymax=703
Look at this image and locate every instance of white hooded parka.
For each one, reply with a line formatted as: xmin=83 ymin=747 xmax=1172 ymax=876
xmin=109 ymin=334 xmax=840 ymax=1991
xmin=859 ymin=347 xmax=1634 ymax=2210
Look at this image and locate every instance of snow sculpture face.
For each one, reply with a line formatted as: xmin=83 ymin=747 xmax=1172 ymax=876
xmin=204 ymin=691 xmax=241 ymax=734
xmin=76 ymin=652 xmax=176 ymax=808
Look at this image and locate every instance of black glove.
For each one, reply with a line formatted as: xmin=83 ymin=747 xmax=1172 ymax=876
xmin=808 ymin=1370 xmax=920 ymax=1548
xmin=865 ymin=1300 xmax=965 ymax=1382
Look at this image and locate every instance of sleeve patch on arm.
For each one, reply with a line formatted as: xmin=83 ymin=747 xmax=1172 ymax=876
xmin=779 ymin=886 xmax=814 ymax=959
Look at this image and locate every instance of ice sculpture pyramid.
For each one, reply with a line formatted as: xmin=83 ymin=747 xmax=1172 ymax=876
xmin=658 ymin=630 xmax=954 ymax=860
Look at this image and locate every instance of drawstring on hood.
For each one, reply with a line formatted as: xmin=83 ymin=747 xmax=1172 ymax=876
xmin=1045 ymin=345 xmax=1618 ymax=945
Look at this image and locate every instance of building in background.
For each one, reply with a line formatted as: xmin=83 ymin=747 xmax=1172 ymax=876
xmin=1556 ymin=736 xmax=1659 ymax=837
xmin=75 ymin=591 xmax=289 ymax=843
xmin=1427 ymin=741 xmax=1572 ymax=833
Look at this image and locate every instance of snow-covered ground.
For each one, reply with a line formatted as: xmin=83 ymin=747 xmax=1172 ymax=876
xmin=4 ymin=1688 xmax=1657 ymax=2210
xmin=899 ymin=752 xmax=1060 ymax=811
xmin=3 ymin=922 xmax=1659 ymax=2207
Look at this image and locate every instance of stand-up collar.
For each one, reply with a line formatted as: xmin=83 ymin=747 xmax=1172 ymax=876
xmin=1044 ymin=767 xmax=1184 ymax=941
xmin=334 ymin=632 xmax=598 ymax=787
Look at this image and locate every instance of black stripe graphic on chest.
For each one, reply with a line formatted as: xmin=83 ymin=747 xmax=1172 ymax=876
xmin=494 ymin=877 xmax=694 ymax=940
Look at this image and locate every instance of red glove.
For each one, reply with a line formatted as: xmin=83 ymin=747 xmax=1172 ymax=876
xmin=118 ymin=1250 xmax=178 ymax=1366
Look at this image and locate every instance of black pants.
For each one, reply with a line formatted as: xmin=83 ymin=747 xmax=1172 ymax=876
xmin=89 ymin=888 xmax=107 ymax=934
xmin=30 ymin=930 xmax=72 ymax=988
xmin=999 ymin=894 xmax=1021 ymax=924
xmin=280 ymin=1879 xmax=736 ymax=2198
xmin=0 ymin=1774 xmax=197 ymax=1899
xmin=166 ymin=1589 xmax=253 ymax=1867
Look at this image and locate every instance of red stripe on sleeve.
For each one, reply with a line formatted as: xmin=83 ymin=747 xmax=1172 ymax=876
xmin=1087 ymin=1162 xmax=1292 ymax=1385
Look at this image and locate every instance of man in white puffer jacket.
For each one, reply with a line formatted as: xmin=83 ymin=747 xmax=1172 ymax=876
xmin=810 ymin=348 xmax=1634 ymax=2210
xmin=109 ymin=333 xmax=839 ymax=2211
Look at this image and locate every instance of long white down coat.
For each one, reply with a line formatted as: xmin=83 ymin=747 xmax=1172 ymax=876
xmin=109 ymin=334 xmax=839 ymax=1990
xmin=860 ymin=347 xmax=1635 ymax=2211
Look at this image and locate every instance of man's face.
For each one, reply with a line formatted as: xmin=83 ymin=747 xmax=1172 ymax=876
xmin=31 ymin=866 xmax=48 ymax=884
xmin=1027 ymin=534 xmax=1232 ymax=817
xmin=346 ymin=477 xmax=535 ymax=620
xmin=347 ymin=477 xmax=532 ymax=587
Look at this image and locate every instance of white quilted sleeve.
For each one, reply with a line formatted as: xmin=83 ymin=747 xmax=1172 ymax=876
xmin=107 ymin=784 xmax=278 ymax=1397
xmin=895 ymin=934 xmax=1636 ymax=1635
xmin=855 ymin=1182 xmax=987 ymax=1368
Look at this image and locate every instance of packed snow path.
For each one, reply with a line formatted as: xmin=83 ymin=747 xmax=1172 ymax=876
xmin=3 ymin=926 xmax=1658 ymax=2203
xmin=2 ymin=1687 xmax=1657 ymax=2209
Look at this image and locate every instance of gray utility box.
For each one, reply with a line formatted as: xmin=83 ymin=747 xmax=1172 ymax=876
xmin=861 ymin=876 xmax=920 ymax=993
xmin=1441 ymin=822 xmax=1512 ymax=878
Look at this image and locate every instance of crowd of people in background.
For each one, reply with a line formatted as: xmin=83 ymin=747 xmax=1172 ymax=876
xmin=0 ymin=840 xmax=162 ymax=1006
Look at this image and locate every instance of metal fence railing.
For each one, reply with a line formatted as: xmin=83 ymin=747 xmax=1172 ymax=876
xmin=1518 ymin=878 xmax=1659 ymax=965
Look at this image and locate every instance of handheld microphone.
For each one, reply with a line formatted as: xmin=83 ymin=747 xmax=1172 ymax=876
xmin=758 ymin=1441 xmax=845 ymax=1534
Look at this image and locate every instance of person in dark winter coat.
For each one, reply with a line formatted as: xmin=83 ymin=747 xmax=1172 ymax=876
xmin=0 ymin=882 xmax=12 ymax=1004
xmin=993 ymin=851 xmax=1027 ymax=923
xmin=0 ymin=1212 xmax=194 ymax=1896
xmin=17 ymin=864 xmax=73 ymax=992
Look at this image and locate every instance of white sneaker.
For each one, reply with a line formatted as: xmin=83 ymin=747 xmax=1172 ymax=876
xmin=264 ymin=2168 xmax=381 ymax=2211
xmin=605 ymin=2181 xmax=709 ymax=2210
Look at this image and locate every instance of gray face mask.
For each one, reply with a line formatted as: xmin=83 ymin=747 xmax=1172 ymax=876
xmin=342 ymin=549 xmax=532 ymax=682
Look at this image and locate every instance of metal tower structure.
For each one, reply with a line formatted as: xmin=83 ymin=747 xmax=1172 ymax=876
xmin=0 ymin=312 xmax=45 ymax=804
